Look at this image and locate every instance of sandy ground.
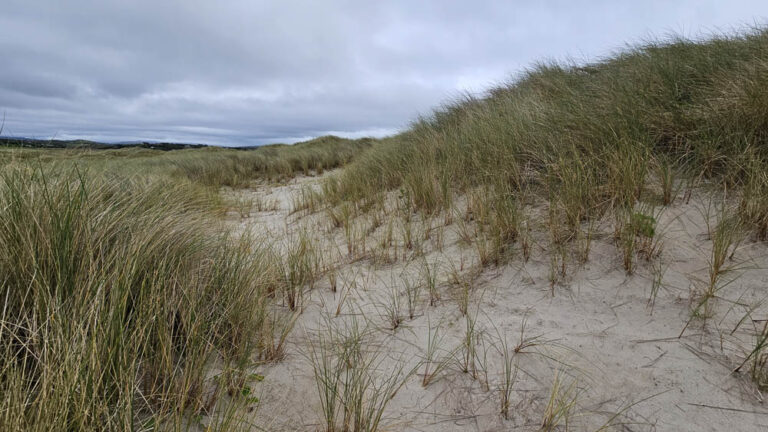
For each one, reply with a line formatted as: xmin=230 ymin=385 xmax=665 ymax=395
xmin=222 ymin=172 xmax=768 ymax=432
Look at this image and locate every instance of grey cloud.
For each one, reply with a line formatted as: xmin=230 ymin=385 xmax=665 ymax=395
xmin=1 ymin=1 xmax=767 ymax=145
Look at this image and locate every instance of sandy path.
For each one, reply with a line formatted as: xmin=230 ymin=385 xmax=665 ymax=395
xmin=224 ymin=172 xmax=768 ymax=431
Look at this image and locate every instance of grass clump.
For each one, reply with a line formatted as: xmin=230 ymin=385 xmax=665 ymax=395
xmin=309 ymin=316 xmax=412 ymax=432
xmin=0 ymin=166 xmax=283 ymax=430
xmin=421 ymin=320 xmax=455 ymax=387
xmin=282 ymin=229 xmax=322 ymax=311
xmin=540 ymin=370 xmax=579 ymax=431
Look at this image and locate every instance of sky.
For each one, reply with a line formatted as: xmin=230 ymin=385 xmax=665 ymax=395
xmin=1 ymin=1 xmax=768 ymax=146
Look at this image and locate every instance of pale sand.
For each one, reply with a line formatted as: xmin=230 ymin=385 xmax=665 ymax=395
xmin=223 ymin=172 xmax=768 ymax=431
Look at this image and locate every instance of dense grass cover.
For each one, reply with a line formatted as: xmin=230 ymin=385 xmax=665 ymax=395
xmin=0 ymin=167 xmax=289 ymax=430
xmin=333 ymin=28 xmax=768 ymax=237
xmin=0 ymin=135 xmax=370 ymax=431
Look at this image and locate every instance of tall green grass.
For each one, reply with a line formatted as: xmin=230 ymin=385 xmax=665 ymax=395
xmin=331 ymin=27 xmax=768 ymax=240
xmin=0 ymin=166 xmax=284 ymax=430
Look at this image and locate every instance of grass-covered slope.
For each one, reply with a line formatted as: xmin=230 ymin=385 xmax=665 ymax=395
xmin=333 ymin=28 xmax=768 ymax=238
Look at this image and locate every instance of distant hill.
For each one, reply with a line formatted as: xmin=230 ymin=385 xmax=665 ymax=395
xmin=0 ymin=135 xmax=373 ymax=151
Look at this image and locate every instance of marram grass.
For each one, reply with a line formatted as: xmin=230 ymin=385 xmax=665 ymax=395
xmin=0 ymin=166 xmax=281 ymax=430
xmin=331 ymin=27 xmax=768 ymax=240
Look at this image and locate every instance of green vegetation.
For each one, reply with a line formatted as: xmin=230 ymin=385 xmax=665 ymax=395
xmin=0 ymin=135 xmax=369 ymax=430
xmin=309 ymin=316 xmax=412 ymax=432
xmin=0 ymin=167 xmax=270 ymax=430
xmin=331 ymin=28 xmax=768 ymax=242
xmin=0 ymin=135 xmax=374 ymax=188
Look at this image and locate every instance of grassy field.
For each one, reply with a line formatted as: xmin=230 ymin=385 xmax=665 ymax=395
xmin=3 ymin=27 xmax=768 ymax=431
xmin=0 ymin=136 xmax=371 ymax=431
xmin=1 ymin=135 xmax=374 ymax=188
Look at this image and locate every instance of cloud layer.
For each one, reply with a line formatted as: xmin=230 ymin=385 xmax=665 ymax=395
xmin=2 ymin=1 xmax=767 ymax=145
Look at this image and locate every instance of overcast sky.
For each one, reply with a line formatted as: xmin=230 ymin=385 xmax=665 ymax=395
xmin=1 ymin=1 xmax=767 ymax=146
